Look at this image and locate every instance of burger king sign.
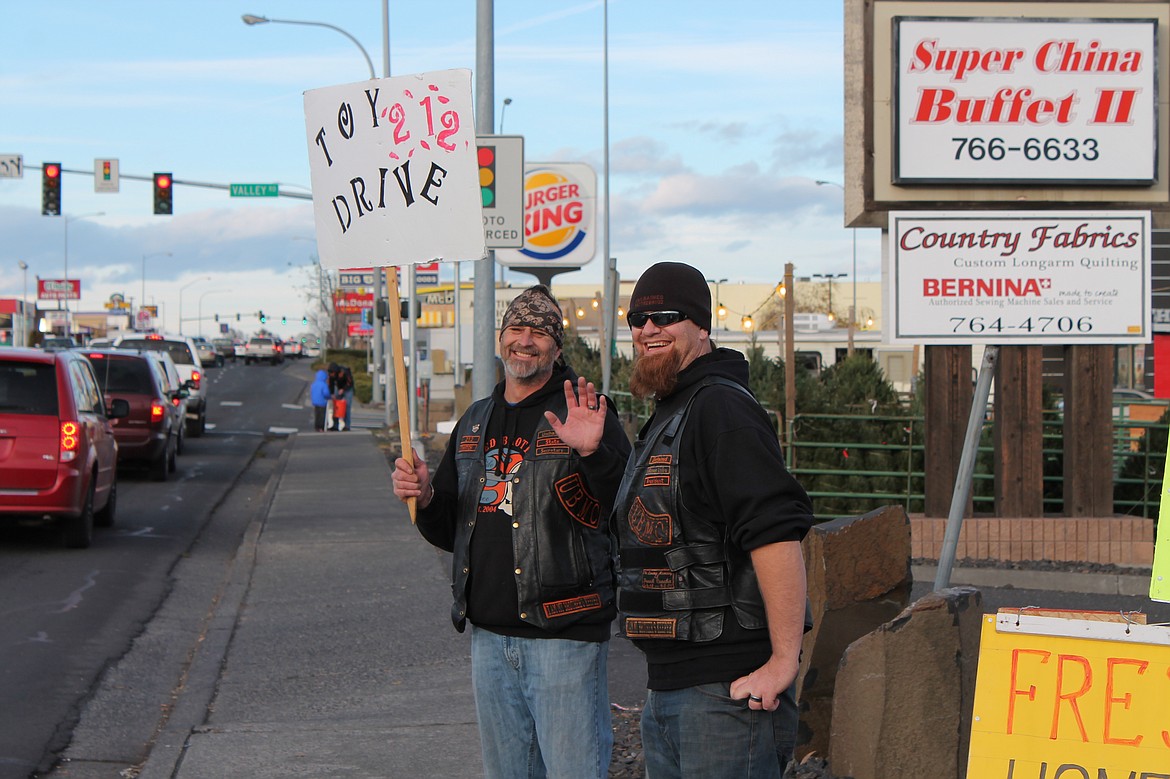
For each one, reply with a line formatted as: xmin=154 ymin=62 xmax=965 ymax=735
xmin=497 ymin=162 xmax=597 ymax=269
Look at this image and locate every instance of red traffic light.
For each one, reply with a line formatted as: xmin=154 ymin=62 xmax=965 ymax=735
xmin=44 ymin=163 xmax=61 ymax=179
xmin=155 ymin=174 xmax=172 ymax=189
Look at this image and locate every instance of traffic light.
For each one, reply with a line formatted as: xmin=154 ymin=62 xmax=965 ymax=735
xmin=281 ymin=316 xmax=287 ymax=325
xmin=214 ymin=314 xmax=219 ymax=322
xmin=236 ymin=313 xmax=241 ymax=322
xmin=153 ymin=173 xmax=173 ymax=215
xmin=477 ymin=145 xmax=496 ymax=207
xmin=42 ymin=163 xmax=62 ymax=216
xmin=259 ymin=311 xmax=267 ymax=323
xmin=302 ymin=316 xmax=308 ymax=326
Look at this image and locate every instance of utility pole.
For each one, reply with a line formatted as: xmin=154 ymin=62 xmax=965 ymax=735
xmin=472 ymin=0 xmax=497 ymax=401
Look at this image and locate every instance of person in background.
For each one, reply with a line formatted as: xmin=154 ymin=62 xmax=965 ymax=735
xmin=553 ymin=261 xmax=815 ymax=778
xmin=310 ymin=368 xmax=331 ymax=432
xmin=390 ymin=284 xmax=632 ymax=779
xmin=328 ymin=362 xmax=355 ymax=431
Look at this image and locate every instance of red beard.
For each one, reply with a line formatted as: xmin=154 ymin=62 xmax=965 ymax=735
xmin=629 ymin=347 xmax=685 ymax=400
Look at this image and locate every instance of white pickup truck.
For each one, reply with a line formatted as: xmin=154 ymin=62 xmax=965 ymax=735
xmin=244 ymin=337 xmax=281 ymax=365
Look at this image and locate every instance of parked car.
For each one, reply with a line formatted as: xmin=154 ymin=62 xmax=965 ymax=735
xmin=0 ymin=347 xmax=129 ymax=548
xmin=84 ymin=349 xmax=185 ymax=481
xmin=113 ymin=334 xmax=207 ymax=437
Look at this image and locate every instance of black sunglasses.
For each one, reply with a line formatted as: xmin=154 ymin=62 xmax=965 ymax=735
xmin=627 ymin=311 xmax=688 ymax=328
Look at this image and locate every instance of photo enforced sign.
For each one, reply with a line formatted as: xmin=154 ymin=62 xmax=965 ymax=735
xmin=303 ymin=69 xmax=486 ymax=269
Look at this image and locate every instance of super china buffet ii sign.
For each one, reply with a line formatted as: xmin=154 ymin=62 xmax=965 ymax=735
xmin=888 ymin=211 xmax=1150 ymax=345
xmin=894 ymin=17 xmax=1157 ymax=184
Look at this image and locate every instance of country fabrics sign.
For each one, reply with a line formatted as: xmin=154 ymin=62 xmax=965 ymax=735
xmin=303 ymin=69 xmax=486 ymax=270
xmin=496 ymin=162 xmax=596 ymax=268
xmin=38 ymin=279 xmax=80 ymax=301
xmin=887 ymin=211 xmax=1150 ymax=345
xmin=894 ymin=17 xmax=1157 ymax=184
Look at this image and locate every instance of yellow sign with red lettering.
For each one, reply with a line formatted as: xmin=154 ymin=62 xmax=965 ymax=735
xmin=967 ymin=613 xmax=1170 ymax=779
xmin=1151 ymin=431 xmax=1170 ymax=603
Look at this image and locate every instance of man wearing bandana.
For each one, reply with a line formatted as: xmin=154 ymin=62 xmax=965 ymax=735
xmin=555 ymin=262 xmax=815 ymax=778
xmin=391 ymin=285 xmax=632 ymax=779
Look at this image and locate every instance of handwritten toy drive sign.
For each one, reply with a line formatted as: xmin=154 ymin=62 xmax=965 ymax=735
xmin=967 ymin=612 xmax=1170 ymax=778
xmin=303 ymin=69 xmax=486 ymax=270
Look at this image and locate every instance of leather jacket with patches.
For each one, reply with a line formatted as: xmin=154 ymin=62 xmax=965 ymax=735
xmin=427 ymin=377 xmax=629 ymax=637
xmin=614 ymin=376 xmax=767 ymax=643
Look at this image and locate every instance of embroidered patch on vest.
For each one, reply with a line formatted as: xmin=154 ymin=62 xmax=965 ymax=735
xmin=625 ymin=617 xmax=677 ymax=639
xmin=534 ymin=430 xmax=570 ymax=457
xmin=643 ymin=454 xmax=672 ymax=486
xmin=458 ymin=435 xmax=480 ymax=453
xmin=627 ymin=497 xmax=672 ymax=546
xmin=542 ymin=592 xmax=603 ymax=619
xmin=641 ymin=568 xmax=676 ymax=590
xmin=643 ymin=465 xmax=671 ymax=487
xmin=554 ymin=473 xmax=601 ymax=528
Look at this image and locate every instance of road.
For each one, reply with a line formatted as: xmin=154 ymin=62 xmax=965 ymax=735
xmin=0 ymin=358 xmax=311 ymax=779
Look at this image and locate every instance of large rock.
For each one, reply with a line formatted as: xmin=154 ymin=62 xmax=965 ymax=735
xmin=797 ymin=506 xmax=913 ymax=759
xmin=829 ymin=587 xmax=983 ymax=779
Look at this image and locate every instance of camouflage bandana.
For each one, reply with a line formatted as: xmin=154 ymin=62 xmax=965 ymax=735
xmin=499 ymin=285 xmax=564 ymax=347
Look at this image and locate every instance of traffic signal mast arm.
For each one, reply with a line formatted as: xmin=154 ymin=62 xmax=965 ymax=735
xmin=30 ymin=164 xmax=313 ymax=200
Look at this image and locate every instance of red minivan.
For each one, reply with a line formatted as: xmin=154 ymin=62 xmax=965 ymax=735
xmin=0 ymin=348 xmax=129 ymax=548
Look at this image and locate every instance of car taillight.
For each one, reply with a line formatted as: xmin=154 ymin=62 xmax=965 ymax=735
xmin=191 ymin=370 xmax=201 ymax=389
xmin=60 ymin=421 xmax=80 ymax=462
xmin=151 ymin=401 xmax=166 ymax=423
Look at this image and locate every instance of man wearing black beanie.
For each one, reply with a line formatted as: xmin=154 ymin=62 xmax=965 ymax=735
xmin=555 ymin=261 xmax=815 ymax=777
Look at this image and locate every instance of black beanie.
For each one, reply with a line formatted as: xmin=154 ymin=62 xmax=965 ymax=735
xmin=628 ymin=261 xmax=712 ymax=332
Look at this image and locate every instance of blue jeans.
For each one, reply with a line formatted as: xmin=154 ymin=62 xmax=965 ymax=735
xmin=343 ymin=388 xmax=353 ymax=428
xmin=470 ymin=626 xmax=612 ymax=779
xmin=641 ymin=682 xmax=798 ymax=779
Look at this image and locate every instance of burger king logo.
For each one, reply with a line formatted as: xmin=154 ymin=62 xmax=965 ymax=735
xmin=498 ymin=162 xmax=597 ymax=268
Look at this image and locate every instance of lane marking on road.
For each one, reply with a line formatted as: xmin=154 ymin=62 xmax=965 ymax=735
xmin=281 ymin=404 xmax=303 ymax=410
xmin=269 ymin=427 xmax=299 ymax=436
xmin=220 ymin=401 xmax=243 ymax=406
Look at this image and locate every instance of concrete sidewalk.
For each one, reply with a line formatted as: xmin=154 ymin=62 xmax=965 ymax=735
xmin=143 ymin=428 xmax=487 ymax=779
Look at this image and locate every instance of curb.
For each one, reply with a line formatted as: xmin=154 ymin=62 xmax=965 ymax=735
xmin=913 ymin=564 xmax=1153 ymax=598
xmin=137 ymin=438 xmax=296 ymax=779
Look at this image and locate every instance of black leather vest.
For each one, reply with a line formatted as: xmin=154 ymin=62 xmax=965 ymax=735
xmin=448 ymin=394 xmax=615 ymax=633
xmin=613 ymin=377 xmax=768 ymax=643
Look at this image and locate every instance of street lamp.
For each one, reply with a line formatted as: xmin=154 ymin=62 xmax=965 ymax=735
xmin=816 ymin=180 xmax=858 ymax=352
xmin=178 ymin=276 xmax=211 ymax=335
xmin=499 ymin=97 xmax=512 ymax=133
xmin=706 ymin=278 xmax=728 ymax=330
xmin=242 ymin=14 xmax=376 ymax=79
xmin=142 ymin=252 xmax=172 ymax=330
xmin=62 ymin=211 xmax=105 ymax=334
xmin=198 ymin=289 xmax=227 ymax=338
xmin=17 ymin=261 xmax=28 ymax=347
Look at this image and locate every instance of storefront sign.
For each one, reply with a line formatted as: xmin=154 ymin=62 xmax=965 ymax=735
xmin=888 ymin=211 xmax=1150 ymax=345
xmin=894 ymin=17 xmax=1157 ymax=184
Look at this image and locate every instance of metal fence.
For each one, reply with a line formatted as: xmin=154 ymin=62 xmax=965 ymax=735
xmin=611 ymin=390 xmax=1167 ymax=519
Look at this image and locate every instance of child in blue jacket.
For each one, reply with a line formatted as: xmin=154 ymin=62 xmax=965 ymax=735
xmin=310 ymin=369 xmax=331 ymax=432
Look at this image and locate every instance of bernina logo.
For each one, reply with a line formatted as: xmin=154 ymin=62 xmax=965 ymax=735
xmin=922 ymin=278 xmax=1051 ymax=297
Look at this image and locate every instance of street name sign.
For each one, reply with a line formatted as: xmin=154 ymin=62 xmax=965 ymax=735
xmin=230 ymin=183 xmax=279 ymax=197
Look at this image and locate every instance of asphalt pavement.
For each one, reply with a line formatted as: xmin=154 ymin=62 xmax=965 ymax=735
xmin=48 ymin=359 xmax=1165 ymax=779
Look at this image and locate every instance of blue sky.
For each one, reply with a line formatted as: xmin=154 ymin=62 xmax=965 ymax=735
xmin=0 ymin=0 xmax=871 ymax=338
